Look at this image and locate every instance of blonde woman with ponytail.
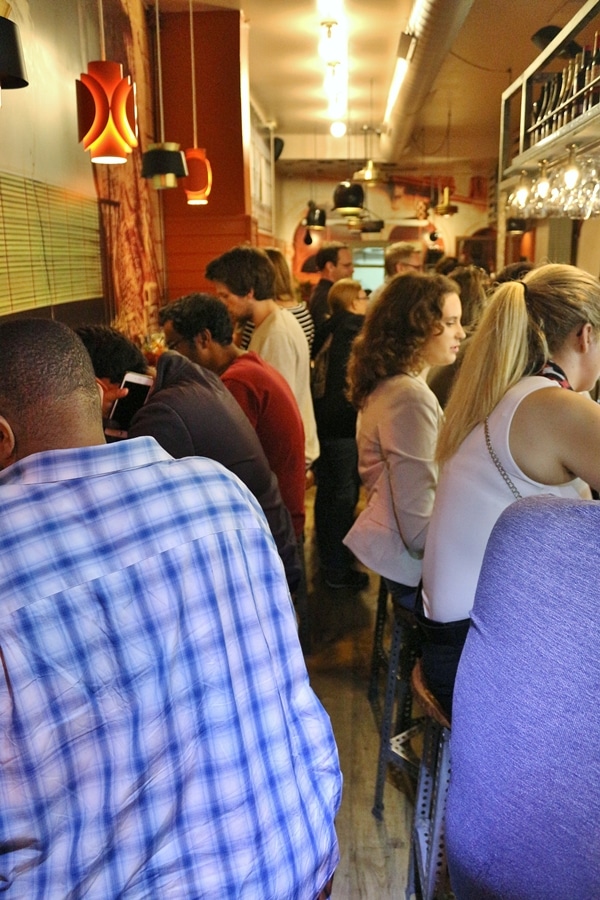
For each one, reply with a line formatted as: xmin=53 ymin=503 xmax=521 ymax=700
xmin=421 ymin=263 xmax=600 ymax=718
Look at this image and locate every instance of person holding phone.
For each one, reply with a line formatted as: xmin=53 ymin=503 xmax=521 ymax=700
xmin=76 ymin=325 xmax=302 ymax=597
xmin=0 ymin=317 xmax=341 ymax=898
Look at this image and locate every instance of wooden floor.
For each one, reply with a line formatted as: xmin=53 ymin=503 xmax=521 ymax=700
xmin=303 ymin=485 xmax=413 ymax=899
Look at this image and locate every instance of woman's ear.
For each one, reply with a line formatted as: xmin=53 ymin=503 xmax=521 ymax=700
xmin=0 ymin=415 xmax=16 ymax=469
xmin=577 ymin=322 xmax=593 ymax=353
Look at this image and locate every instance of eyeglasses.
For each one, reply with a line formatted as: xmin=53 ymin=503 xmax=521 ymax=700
xmin=166 ymin=337 xmax=186 ymax=352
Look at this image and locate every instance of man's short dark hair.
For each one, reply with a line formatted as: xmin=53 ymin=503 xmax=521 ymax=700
xmin=315 ymin=241 xmax=348 ymax=273
xmin=0 ymin=317 xmax=99 ymax=421
xmin=159 ymin=294 xmax=234 ymax=346
xmin=75 ymin=325 xmax=147 ymax=384
xmin=205 ymin=245 xmax=275 ymax=300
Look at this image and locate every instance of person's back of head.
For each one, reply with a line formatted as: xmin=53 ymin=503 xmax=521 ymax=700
xmin=327 ymin=278 xmax=363 ymax=315
xmin=435 ymin=255 xmax=459 ymax=275
xmin=438 ymin=263 xmax=600 ymax=462
xmin=159 ymin=293 xmax=234 ymax=347
xmin=384 ymin=241 xmax=419 ymax=277
xmin=264 ymin=247 xmax=296 ymax=303
xmin=75 ymin=324 xmax=147 ymax=384
xmin=346 ymin=272 xmax=458 ymax=409
xmin=315 ymin=241 xmax=347 ymax=274
xmin=205 ymin=245 xmax=275 ymax=300
xmin=495 ymin=260 xmax=535 ymax=283
xmin=448 ymin=265 xmax=489 ymax=330
xmin=0 ymin=317 xmax=103 ymax=464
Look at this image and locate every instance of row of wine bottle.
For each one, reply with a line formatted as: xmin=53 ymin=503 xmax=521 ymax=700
xmin=529 ymin=32 xmax=600 ymax=145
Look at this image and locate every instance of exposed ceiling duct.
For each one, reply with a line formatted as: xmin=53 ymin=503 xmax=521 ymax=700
xmin=380 ymin=0 xmax=475 ymax=164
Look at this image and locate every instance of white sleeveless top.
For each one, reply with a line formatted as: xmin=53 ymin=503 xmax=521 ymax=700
xmin=422 ymin=376 xmax=591 ymax=622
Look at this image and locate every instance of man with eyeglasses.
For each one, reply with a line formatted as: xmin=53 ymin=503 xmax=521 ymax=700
xmin=369 ymin=241 xmax=424 ymax=304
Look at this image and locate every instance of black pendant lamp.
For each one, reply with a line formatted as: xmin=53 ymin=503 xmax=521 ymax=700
xmin=332 ymin=180 xmax=364 ymax=215
xmin=142 ymin=0 xmax=188 ymax=189
xmin=0 ymin=14 xmax=28 ymax=106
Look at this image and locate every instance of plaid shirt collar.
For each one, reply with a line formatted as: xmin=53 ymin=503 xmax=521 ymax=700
xmin=0 ymin=436 xmax=171 ymax=486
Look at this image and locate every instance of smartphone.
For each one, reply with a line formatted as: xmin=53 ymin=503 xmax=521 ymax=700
xmin=105 ymin=372 xmax=153 ymax=438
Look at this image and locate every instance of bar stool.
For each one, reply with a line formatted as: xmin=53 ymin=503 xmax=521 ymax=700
xmin=372 ymin=596 xmax=422 ymax=819
xmin=405 ymin=658 xmax=452 ymax=900
xmin=368 ymin=576 xmax=391 ymax=704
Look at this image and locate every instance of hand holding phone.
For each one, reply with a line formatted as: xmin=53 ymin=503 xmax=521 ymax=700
xmin=105 ymin=372 xmax=153 ymax=439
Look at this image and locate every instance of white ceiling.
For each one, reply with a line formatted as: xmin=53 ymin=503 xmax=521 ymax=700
xmin=159 ymin=0 xmax=585 ymax=180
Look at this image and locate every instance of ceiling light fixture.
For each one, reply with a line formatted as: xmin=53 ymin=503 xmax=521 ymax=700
xmin=384 ymin=31 xmax=417 ymax=124
xmin=142 ymin=0 xmax=188 ymax=189
xmin=434 ymin=186 xmax=459 ymax=217
xmin=330 ymin=120 xmax=346 ymax=138
xmin=0 ymin=8 xmax=28 ymax=106
xmin=332 ymin=180 xmax=364 ymax=216
xmin=76 ymin=0 xmax=137 ymax=164
xmin=183 ymin=0 xmax=212 ymax=205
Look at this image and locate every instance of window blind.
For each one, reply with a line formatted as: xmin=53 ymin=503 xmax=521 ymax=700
xmin=0 ymin=173 xmax=103 ymax=316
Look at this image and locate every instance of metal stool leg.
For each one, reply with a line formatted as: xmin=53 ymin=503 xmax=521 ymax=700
xmin=368 ymin=577 xmax=390 ymax=703
xmin=410 ymin=719 xmax=452 ymax=900
xmin=373 ymin=606 xmax=422 ymax=819
xmin=372 ymin=611 xmax=404 ymax=819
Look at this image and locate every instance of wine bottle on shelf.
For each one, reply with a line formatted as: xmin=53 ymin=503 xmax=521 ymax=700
xmin=535 ymin=78 xmax=552 ymax=141
xmin=586 ymin=31 xmax=600 ymax=112
xmin=529 ymin=100 xmax=539 ymax=146
xmin=543 ymin=72 xmax=561 ymax=138
xmin=553 ymin=61 xmax=571 ymax=131
xmin=574 ymin=50 xmax=589 ymax=119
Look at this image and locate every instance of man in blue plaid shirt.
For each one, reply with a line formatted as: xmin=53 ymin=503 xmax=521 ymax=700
xmin=0 ymin=317 xmax=341 ymax=898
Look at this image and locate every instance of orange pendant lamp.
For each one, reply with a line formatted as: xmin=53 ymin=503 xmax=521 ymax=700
xmin=183 ymin=0 xmax=212 ymax=205
xmin=76 ymin=0 xmax=138 ymax=164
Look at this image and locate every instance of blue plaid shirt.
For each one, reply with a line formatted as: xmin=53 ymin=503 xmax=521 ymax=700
xmin=0 ymin=437 xmax=341 ymax=897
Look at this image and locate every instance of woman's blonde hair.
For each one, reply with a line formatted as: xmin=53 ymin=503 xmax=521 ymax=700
xmin=437 ymin=263 xmax=600 ymax=463
xmin=346 ymin=272 xmax=458 ymax=409
xmin=327 ymin=278 xmax=363 ymax=315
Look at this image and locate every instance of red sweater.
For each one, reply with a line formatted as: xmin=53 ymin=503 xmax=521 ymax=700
xmin=222 ymin=352 xmax=306 ymax=537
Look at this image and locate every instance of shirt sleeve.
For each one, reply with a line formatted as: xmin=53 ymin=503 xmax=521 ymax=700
xmin=378 ymin=385 xmax=440 ymax=555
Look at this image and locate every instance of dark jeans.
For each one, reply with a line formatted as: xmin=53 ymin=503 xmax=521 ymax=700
xmin=416 ymin=613 xmax=471 ymax=721
xmin=314 ymin=437 xmax=360 ymax=574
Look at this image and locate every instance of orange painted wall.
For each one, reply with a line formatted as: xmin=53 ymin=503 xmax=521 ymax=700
xmin=159 ymin=10 xmax=258 ymax=299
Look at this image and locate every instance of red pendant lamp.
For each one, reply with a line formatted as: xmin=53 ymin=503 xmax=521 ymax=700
xmin=183 ymin=0 xmax=212 ymax=205
xmin=76 ymin=0 xmax=138 ymax=164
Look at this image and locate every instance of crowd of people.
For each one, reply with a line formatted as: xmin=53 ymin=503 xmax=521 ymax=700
xmin=1 ymin=236 xmax=599 ymax=897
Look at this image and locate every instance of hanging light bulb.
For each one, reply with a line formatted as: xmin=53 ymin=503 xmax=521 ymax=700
xmin=515 ymin=171 xmax=530 ymax=208
xmin=76 ymin=0 xmax=138 ymax=164
xmin=142 ymin=0 xmax=188 ymax=189
xmin=330 ymin=120 xmax=346 ymax=137
xmin=534 ymin=159 xmax=550 ymax=200
xmin=563 ymin=145 xmax=580 ymax=190
xmin=183 ymin=0 xmax=212 ymax=205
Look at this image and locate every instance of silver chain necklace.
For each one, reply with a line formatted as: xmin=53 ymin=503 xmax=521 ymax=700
xmin=484 ymin=417 xmax=523 ymax=501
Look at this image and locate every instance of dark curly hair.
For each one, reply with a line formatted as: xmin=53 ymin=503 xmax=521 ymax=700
xmin=159 ymin=293 xmax=233 ymax=345
xmin=346 ymin=272 xmax=458 ymax=409
xmin=74 ymin=325 xmax=147 ymax=384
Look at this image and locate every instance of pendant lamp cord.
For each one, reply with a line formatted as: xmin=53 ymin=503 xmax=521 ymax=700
xmin=98 ymin=0 xmax=105 ymax=61
xmin=155 ymin=0 xmax=165 ymax=143
xmin=189 ymin=0 xmax=198 ymax=148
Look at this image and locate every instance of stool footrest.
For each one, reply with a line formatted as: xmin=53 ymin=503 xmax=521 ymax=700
xmin=388 ymin=719 xmax=426 ymax=780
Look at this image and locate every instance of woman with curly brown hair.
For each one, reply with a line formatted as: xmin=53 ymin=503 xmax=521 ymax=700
xmin=343 ymin=272 xmax=464 ymax=610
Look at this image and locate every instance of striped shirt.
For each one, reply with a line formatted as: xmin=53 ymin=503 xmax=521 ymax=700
xmin=0 ymin=436 xmax=341 ymax=897
xmin=240 ymin=302 xmax=315 ymax=351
